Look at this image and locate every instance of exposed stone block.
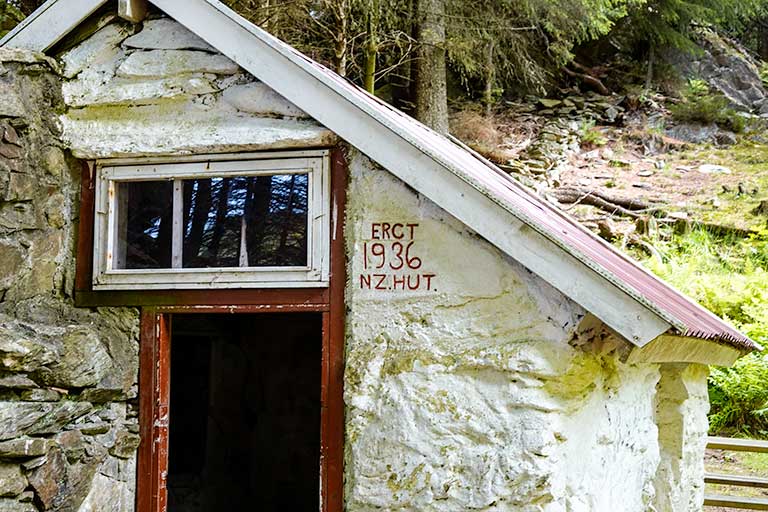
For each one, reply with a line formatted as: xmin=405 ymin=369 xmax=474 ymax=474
xmin=59 ymin=23 xmax=135 ymax=79
xmin=0 ymin=324 xmax=57 ymax=374
xmin=108 ymin=431 xmax=139 ymax=460
xmin=0 ymin=126 xmax=19 ymax=147
xmin=26 ymin=401 xmax=92 ymax=436
xmin=0 ymin=375 xmax=36 ymax=391
xmin=0 ymin=146 xmax=21 ymax=161
xmin=76 ymin=472 xmax=133 ymax=512
xmin=27 ymin=447 xmax=66 ymax=510
xmin=0 ymin=498 xmax=36 ymax=512
xmin=40 ymin=147 xmax=65 ymax=178
xmin=0 ymin=403 xmax=53 ymax=441
xmin=63 ymin=75 xmax=219 ymax=107
xmin=34 ymin=327 xmax=112 ymax=389
xmin=117 ymin=49 xmax=239 ymax=78
xmin=5 ymin=174 xmax=36 ymax=202
xmin=0 ymin=437 xmax=49 ymax=459
xmin=19 ymin=389 xmax=60 ymax=402
xmin=29 ymin=443 xmax=104 ymax=511
xmin=0 ymin=464 xmax=26 ymax=497
xmin=222 ymin=82 xmax=307 ymax=118
xmin=0 ymin=202 xmax=38 ymax=232
xmin=0 ymin=244 xmax=24 ymax=291
xmin=77 ymin=423 xmax=110 ymax=436
xmin=123 ymin=18 xmax=214 ymax=52
xmin=55 ymin=430 xmax=85 ymax=463
xmin=0 ymin=86 xmax=24 ymax=119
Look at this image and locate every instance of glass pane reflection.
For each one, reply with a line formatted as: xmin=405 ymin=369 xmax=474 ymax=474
xmin=117 ymin=181 xmax=173 ymax=269
xmin=182 ymin=174 xmax=309 ymax=268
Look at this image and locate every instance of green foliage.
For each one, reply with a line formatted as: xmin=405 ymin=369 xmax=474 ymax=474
xmin=0 ymin=1 xmax=24 ymax=38
xmin=669 ymin=79 xmax=745 ymax=133
xmin=760 ymin=63 xmax=768 ymax=89
xmin=709 ymin=354 xmax=768 ymax=437
xmin=579 ymin=119 xmax=608 ymax=147
xmin=447 ymin=0 xmax=634 ymax=95
xmin=642 ymin=228 xmax=768 ymax=436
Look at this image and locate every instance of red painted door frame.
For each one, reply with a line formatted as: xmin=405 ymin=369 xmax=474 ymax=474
xmin=133 ymin=148 xmax=347 ymax=512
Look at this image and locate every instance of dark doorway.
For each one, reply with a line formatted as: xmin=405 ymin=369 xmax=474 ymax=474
xmin=166 ymin=313 xmax=322 ymax=511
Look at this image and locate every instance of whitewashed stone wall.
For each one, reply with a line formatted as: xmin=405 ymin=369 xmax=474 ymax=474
xmin=58 ymin=14 xmax=335 ymax=158
xmin=342 ymin=150 xmax=696 ymax=511
xmin=653 ymin=363 xmax=710 ymax=512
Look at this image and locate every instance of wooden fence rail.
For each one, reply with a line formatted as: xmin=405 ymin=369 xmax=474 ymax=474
xmin=704 ymin=436 xmax=768 ymax=510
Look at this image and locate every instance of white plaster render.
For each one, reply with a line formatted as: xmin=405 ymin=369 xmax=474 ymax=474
xmin=62 ymin=107 xmax=336 ymax=158
xmin=63 ymin=75 xmax=219 ymax=107
xmin=343 ymin=150 xmax=664 ymax=511
xmin=122 ymin=17 xmax=215 ymax=52
xmin=59 ymin=22 xmax=134 ymax=79
xmin=59 ymin=17 xmax=335 ymax=158
xmin=222 ymin=82 xmax=308 ymax=118
xmin=116 ymin=49 xmax=239 ymax=77
xmin=653 ymin=363 xmax=709 ymax=512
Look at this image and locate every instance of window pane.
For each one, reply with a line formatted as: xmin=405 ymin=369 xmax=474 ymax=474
xmin=116 ymin=181 xmax=173 ymax=269
xmin=182 ymin=174 xmax=309 ymax=268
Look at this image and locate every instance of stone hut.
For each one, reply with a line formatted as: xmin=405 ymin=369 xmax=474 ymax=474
xmin=0 ymin=1 xmax=759 ymax=511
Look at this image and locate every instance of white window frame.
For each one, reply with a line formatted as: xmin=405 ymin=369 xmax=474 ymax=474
xmin=93 ymin=150 xmax=330 ymax=290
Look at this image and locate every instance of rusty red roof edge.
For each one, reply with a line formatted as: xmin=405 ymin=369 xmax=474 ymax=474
xmin=280 ymin=49 xmax=760 ymax=351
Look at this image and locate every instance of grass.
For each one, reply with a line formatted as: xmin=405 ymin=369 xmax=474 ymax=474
xmin=642 ymin=228 xmax=768 ymax=347
xmin=635 ymin=228 xmax=768 ymax=437
xmin=670 ymin=141 xmax=768 ymax=230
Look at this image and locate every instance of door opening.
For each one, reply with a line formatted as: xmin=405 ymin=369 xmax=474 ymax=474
xmin=166 ymin=313 xmax=322 ymax=511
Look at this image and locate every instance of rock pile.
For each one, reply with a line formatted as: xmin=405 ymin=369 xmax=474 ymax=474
xmin=668 ymin=28 xmax=768 ymax=114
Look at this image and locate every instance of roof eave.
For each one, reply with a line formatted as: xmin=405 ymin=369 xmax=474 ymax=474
xmin=0 ymin=0 xmax=109 ymax=51
xmin=4 ymin=0 xmax=753 ymax=353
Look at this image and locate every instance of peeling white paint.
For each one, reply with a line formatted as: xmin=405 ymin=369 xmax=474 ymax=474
xmin=122 ymin=17 xmax=214 ymax=52
xmin=222 ymin=82 xmax=308 ymax=118
xmin=60 ymin=16 xmax=334 ymax=159
xmin=117 ymin=49 xmax=239 ymax=78
xmin=59 ymin=22 xmax=134 ymax=79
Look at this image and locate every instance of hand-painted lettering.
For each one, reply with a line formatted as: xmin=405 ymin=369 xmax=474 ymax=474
xmin=359 ymin=222 xmax=436 ymax=292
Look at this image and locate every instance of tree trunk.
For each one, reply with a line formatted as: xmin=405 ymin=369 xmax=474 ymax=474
xmin=391 ymin=0 xmax=417 ymax=114
xmin=414 ymin=0 xmax=448 ymax=134
xmin=644 ymin=45 xmax=655 ymax=93
xmin=183 ymin=180 xmax=212 ymax=263
xmin=17 ymin=0 xmax=45 ymax=16
xmin=759 ymin=20 xmax=768 ymax=61
xmin=363 ymin=0 xmax=378 ymax=94
xmin=330 ymin=0 xmax=349 ymax=76
xmin=483 ymin=40 xmax=495 ymax=117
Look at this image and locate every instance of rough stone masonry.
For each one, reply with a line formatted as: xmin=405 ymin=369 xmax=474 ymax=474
xmin=0 ymin=49 xmax=138 ymax=511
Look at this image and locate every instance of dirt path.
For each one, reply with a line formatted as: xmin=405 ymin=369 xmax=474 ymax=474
xmin=705 ymin=449 xmax=768 ymax=511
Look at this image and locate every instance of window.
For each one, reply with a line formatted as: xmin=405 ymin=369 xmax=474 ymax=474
xmin=93 ymin=151 xmax=330 ymax=289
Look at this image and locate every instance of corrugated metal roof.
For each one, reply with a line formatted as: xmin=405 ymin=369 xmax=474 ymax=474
xmin=3 ymin=0 xmax=757 ymax=352
xmin=278 ymin=44 xmax=759 ymax=352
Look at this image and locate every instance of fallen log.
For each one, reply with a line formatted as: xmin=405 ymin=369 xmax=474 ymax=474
xmin=556 ymin=187 xmax=653 ymax=211
xmin=552 ymin=187 xmax=657 ymax=218
xmin=563 ymin=67 xmax=610 ymax=96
